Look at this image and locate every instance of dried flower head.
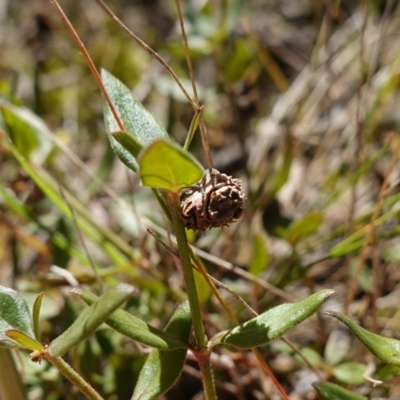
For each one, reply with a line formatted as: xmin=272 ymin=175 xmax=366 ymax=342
xmin=179 ymin=168 xmax=245 ymax=231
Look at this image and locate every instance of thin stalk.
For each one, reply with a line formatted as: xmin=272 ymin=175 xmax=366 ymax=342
xmin=191 ymin=253 xmax=289 ymax=399
xmin=174 ymin=0 xmax=213 ymax=169
xmin=167 ymin=192 xmax=217 ymax=400
xmin=253 ymin=350 xmax=290 ymax=400
xmin=197 ymin=347 xmax=218 ymax=400
xmin=167 ymin=193 xmax=206 ymax=346
xmin=0 ymin=349 xmax=26 ymax=400
xmin=94 ymin=0 xmax=196 ymax=110
xmin=346 ymin=136 xmax=400 ymax=309
xmin=45 ymin=355 xmax=103 ymax=400
xmin=50 ymin=0 xmax=125 ymax=133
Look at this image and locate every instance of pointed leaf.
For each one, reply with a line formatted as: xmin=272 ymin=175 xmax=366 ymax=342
xmin=2 ymin=107 xmax=39 ymax=160
xmin=139 ymin=139 xmax=204 ymax=192
xmin=112 ymin=131 xmax=143 ymax=159
xmin=32 ymin=292 xmax=44 ymax=342
xmin=249 ymin=233 xmax=269 ymax=276
xmin=313 ymin=381 xmax=368 ymax=400
xmin=5 ymin=330 xmax=43 ymax=352
xmin=0 ymin=100 xmax=54 ymax=165
xmin=332 ymin=362 xmax=367 ymax=385
xmin=285 ymin=213 xmax=324 ymax=245
xmin=216 ymin=289 xmax=336 ymax=349
xmin=74 ymin=289 xmax=190 ymax=350
xmin=132 ymin=302 xmax=192 ymax=400
xmin=193 ymin=267 xmax=211 ymax=304
xmin=0 ymin=286 xmax=34 ymax=348
xmin=48 ymin=284 xmax=136 ymax=357
xmin=102 ymin=69 xmax=168 ymax=172
xmin=325 ymin=311 xmax=400 ymax=366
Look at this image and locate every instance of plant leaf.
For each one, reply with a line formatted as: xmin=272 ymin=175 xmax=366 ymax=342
xmin=132 ymin=302 xmax=192 ymax=400
xmin=312 ymin=381 xmax=368 ymax=400
xmin=112 ymin=131 xmax=143 ymax=159
xmin=249 ymin=233 xmax=269 ymax=276
xmin=74 ymin=289 xmax=190 ymax=350
xmin=332 ymin=362 xmax=367 ymax=385
xmin=0 ymin=99 xmax=54 ymax=165
xmin=1 ymin=107 xmax=39 ymax=160
xmin=138 ymin=139 xmax=204 ymax=192
xmin=215 ymin=289 xmax=336 ymax=349
xmin=325 ymin=311 xmax=400 ymax=366
xmin=0 ymin=286 xmax=34 ymax=349
xmin=48 ymin=284 xmax=136 ymax=357
xmin=285 ymin=213 xmax=324 ymax=245
xmin=102 ymin=69 xmax=168 ymax=172
xmin=5 ymin=330 xmax=43 ymax=351
xmin=32 ymin=292 xmax=44 ymax=342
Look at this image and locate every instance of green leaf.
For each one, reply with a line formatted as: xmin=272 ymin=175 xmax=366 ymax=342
xmin=32 ymin=292 xmax=44 ymax=342
xmin=5 ymin=330 xmax=43 ymax=352
xmin=112 ymin=131 xmax=143 ymax=159
xmin=138 ymin=139 xmax=204 ymax=192
xmin=183 ymin=107 xmax=203 ymax=150
xmin=256 ymin=132 xmax=293 ymax=208
xmin=325 ymin=311 xmax=400 ymax=367
xmin=193 ymin=266 xmax=211 ymax=304
xmin=216 ymin=289 xmax=336 ymax=349
xmin=102 ymin=69 xmax=168 ymax=172
xmin=48 ymin=284 xmax=136 ymax=357
xmin=249 ymin=233 xmax=269 ymax=276
xmin=75 ymin=289 xmax=190 ymax=350
xmin=313 ymin=381 xmax=368 ymax=400
xmin=2 ymin=107 xmax=38 ymax=159
xmin=330 ymin=240 xmax=364 ymax=258
xmin=285 ymin=213 xmax=324 ymax=245
xmin=333 ymin=362 xmax=367 ymax=385
xmin=132 ymin=302 xmax=192 ymax=400
xmin=0 ymin=100 xmax=54 ymax=165
xmin=0 ymin=286 xmax=34 ymax=349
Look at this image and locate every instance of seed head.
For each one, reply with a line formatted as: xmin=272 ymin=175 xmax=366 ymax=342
xmin=179 ymin=168 xmax=245 ymax=231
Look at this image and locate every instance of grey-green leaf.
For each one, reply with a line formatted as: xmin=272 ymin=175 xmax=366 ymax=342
xmin=216 ymin=289 xmax=336 ymax=349
xmin=132 ymin=302 xmax=192 ymax=400
xmin=112 ymin=131 xmax=143 ymax=160
xmin=313 ymin=381 xmax=368 ymax=400
xmin=0 ymin=286 xmax=34 ymax=348
xmin=75 ymin=289 xmax=190 ymax=350
xmin=102 ymin=69 xmax=169 ymax=172
xmin=325 ymin=311 xmax=400 ymax=367
xmin=48 ymin=284 xmax=136 ymax=357
xmin=332 ymin=362 xmax=367 ymax=385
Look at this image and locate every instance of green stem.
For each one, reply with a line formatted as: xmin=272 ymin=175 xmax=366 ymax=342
xmin=45 ymin=355 xmax=104 ymax=400
xmin=197 ymin=347 xmax=217 ymax=400
xmin=167 ymin=192 xmax=217 ymax=400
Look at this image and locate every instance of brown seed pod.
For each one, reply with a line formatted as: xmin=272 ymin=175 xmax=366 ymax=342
xmin=179 ymin=168 xmax=245 ymax=231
